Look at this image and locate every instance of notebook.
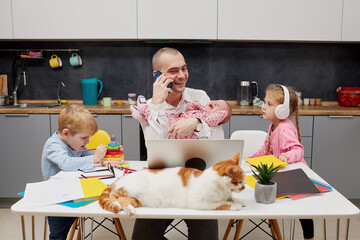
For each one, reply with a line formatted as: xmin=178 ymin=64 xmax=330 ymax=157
xmin=146 ymin=139 xmax=244 ymax=170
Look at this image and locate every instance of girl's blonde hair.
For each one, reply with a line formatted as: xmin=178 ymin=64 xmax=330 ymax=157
xmin=265 ymin=84 xmax=301 ymax=154
xmin=58 ymin=104 xmax=98 ymax=135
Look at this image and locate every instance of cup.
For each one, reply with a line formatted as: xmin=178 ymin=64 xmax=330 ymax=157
xmin=69 ymin=53 xmax=82 ymax=67
xmin=49 ymin=54 xmax=62 ymax=69
xmin=101 ymin=97 xmax=112 ymax=107
xmin=310 ymin=98 xmax=316 ymax=106
xmin=315 ymin=98 xmax=322 ymax=106
xmin=303 ymin=98 xmax=310 ymax=106
xmin=128 ymin=93 xmax=136 ymax=105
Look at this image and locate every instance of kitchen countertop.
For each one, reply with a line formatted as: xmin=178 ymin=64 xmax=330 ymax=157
xmin=0 ymin=100 xmax=359 ymax=116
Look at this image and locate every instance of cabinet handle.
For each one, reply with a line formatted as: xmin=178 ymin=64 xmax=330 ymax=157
xmin=92 ymin=114 xmax=98 ymax=117
xmin=329 ymin=115 xmax=353 ymax=119
xmin=4 ymin=114 xmax=29 ymax=117
xmin=124 ymin=114 xmax=133 ymax=118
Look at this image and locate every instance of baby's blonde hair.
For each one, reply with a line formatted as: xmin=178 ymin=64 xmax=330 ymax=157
xmin=265 ymin=84 xmax=301 ymax=154
xmin=58 ymin=105 xmax=98 ymax=135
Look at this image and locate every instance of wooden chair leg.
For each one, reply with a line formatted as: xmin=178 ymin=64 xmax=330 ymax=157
xmin=21 ymin=215 xmax=26 ymax=240
xmin=269 ymin=219 xmax=282 ymax=240
xmin=223 ymin=219 xmax=235 ymax=240
xmin=233 ymin=219 xmax=244 ymax=240
xmin=43 ymin=216 xmax=47 ymax=240
xmin=68 ymin=218 xmax=79 ymax=240
xmin=113 ymin=218 xmax=127 ymax=240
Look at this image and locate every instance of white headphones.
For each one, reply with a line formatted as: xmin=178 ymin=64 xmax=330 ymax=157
xmin=275 ymin=85 xmax=290 ymax=120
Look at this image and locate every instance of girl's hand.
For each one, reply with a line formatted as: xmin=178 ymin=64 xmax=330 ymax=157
xmin=278 ymin=154 xmax=287 ymax=162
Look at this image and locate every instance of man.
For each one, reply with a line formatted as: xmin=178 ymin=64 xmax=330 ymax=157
xmin=141 ymin=47 xmax=224 ymax=140
xmin=132 ymin=47 xmax=222 ymax=240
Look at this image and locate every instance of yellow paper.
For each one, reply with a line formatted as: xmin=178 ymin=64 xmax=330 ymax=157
xmin=80 ymin=178 xmax=107 ymax=198
xmin=245 ymin=155 xmax=288 ymax=169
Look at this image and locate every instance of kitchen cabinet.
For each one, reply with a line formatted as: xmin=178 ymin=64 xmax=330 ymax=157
xmin=218 ymin=0 xmax=343 ymax=41
xmin=312 ymin=116 xmax=360 ymax=199
xmin=12 ymin=0 xmax=137 ymax=39
xmin=230 ymin=115 xmax=313 ymax=166
xmin=138 ymin=0 xmax=217 ymax=39
xmin=0 ymin=0 xmax=13 ymax=39
xmin=0 ymin=114 xmax=50 ymax=197
xmin=342 ymin=0 xmax=360 ymax=41
xmin=122 ymin=114 xmax=140 ymax=160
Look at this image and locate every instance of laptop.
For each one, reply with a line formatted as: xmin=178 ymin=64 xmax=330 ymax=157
xmin=146 ymin=139 xmax=244 ymax=170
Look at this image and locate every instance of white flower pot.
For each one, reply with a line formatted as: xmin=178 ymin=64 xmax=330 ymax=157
xmin=254 ymin=181 xmax=277 ymax=204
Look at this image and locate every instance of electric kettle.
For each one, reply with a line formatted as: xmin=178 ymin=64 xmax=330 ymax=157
xmin=237 ymin=81 xmax=258 ymax=106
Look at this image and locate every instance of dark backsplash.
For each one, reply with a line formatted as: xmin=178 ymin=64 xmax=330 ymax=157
xmin=0 ymin=41 xmax=359 ymax=101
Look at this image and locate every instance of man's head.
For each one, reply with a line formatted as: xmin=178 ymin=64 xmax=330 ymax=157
xmin=152 ymin=47 xmax=189 ymax=94
xmin=58 ymin=105 xmax=98 ymax=151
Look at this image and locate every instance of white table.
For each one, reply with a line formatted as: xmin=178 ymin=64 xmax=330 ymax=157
xmin=11 ymin=162 xmax=359 ymax=240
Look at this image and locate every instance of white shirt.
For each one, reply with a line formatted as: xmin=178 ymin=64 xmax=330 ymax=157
xmin=141 ymin=87 xmax=225 ymax=140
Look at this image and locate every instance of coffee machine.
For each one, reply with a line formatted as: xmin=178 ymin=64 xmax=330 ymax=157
xmin=237 ymin=81 xmax=258 ymax=106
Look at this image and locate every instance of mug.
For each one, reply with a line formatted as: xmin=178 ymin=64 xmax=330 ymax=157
xmin=101 ymin=97 xmax=112 ymax=107
xmin=49 ymin=54 xmax=62 ymax=69
xmin=69 ymin=53 xmax=82 ymax=67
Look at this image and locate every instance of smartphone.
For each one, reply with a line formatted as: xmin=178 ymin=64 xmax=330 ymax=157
xmin=154 ymin=71 xmax=173 ymax=88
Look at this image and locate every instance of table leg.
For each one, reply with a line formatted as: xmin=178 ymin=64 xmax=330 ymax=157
xmin=43 ymin=216 xmax=47 ymax=240
xmin=32 ymin=216 xmax=35 ymax=240
xmin=345 ymin=218 xmax=350 ymax=240
xmin=323 ymin=219 xmax=327 ymax=240
xmin=79 ymin=217 xmax=85 ymax=240
xmin=21 ymin=215 xmax=26 ymax=240
xmin=336 ymin=219 xmax=340 ymax=240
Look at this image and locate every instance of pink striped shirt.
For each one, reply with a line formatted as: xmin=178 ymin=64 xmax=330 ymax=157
xmin=251 ymin=118 xmax=308 ymax=166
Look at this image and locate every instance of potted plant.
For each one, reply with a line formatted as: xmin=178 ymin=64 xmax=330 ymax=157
xmin=251 ymin=162 xmax=280 ymax=204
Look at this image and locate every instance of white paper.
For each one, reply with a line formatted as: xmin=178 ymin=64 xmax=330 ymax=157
xmin=52 ymin=171 xmax=82 ymax=179
xmin=22 ymin=179 xmax=84 ymax=207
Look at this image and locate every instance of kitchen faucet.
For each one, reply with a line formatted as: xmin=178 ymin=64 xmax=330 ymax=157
xmin=13 ymin=71 xmax=26 ymax=106
xmin=57 ymin=81 xmax=65 ymax=105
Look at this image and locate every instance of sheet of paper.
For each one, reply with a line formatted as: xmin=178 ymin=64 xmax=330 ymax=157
xmin=22 ymin=179 xmax=84 ymax=207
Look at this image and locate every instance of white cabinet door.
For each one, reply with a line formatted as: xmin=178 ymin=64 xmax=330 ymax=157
xmin=218 ymin=0 xmax=343 ymax=41
xmin=138 ymin=0 xmax=217 ymax=39
xmin=342 ymin=0 xmax=360 ymax=41
xmin=12 ymin=0 xmax=136 ymax=39
xmin=0 ymin=0 xmax=13 ymax=39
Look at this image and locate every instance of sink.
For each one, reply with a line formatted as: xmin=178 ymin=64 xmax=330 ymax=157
xmin=0 ymin=103 xmax=60 ymax=108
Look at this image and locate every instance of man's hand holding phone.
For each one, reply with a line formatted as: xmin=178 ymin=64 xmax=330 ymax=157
xmin=152 ymin=71 xmax=173 ymax=105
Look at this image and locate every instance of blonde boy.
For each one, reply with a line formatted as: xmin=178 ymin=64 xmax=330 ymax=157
xmin=41 ymin=104 xmax=107 ymax=240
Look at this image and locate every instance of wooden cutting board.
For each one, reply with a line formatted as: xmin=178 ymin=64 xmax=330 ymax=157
xmin=0 ymin=74 xmax=7 ymax=95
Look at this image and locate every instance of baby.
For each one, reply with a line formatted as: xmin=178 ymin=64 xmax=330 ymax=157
xmin=131 ymin=95 xmax=231 ymax=139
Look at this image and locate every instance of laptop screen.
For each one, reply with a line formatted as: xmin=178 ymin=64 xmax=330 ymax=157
xmin=146 ymin=139 xmax=244 ymax=170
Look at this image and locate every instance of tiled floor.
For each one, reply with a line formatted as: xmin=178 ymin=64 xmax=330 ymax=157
xmin=1 ymin=200 xmax=359 ymax=240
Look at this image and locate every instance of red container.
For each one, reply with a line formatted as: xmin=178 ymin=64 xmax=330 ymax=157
xmin=336 ymin=87 xmax=360 ymax=107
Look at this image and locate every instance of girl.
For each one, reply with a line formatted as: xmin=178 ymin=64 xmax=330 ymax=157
xmin=251 ymin=84 xmax=314 ymax=240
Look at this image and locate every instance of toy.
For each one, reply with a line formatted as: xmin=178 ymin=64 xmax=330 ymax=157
xmin=102 ymin=134 xmax=128 ymax=168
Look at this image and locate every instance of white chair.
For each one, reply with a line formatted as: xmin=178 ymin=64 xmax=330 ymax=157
xmin=223 ymin=130 xmax=283 ymax=240
xmin=230 ymin=130 xmax=267 ymax=159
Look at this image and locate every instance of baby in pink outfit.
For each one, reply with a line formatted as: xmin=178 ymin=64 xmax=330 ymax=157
xmin=131 ymin=96 xmax=231 ymax=139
